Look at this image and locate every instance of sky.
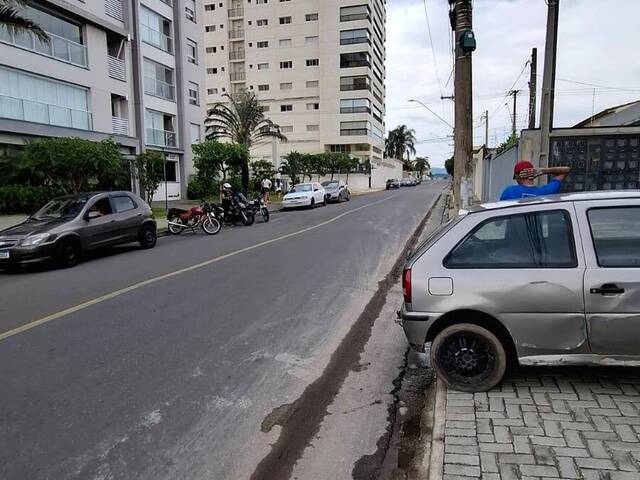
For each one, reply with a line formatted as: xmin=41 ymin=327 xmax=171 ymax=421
xmin=385 ymin=0 xmax=640 ymax=168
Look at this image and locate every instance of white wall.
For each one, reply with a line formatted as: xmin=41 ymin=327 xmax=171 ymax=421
xmin=303 ymin=157 xmax=402 ymax=192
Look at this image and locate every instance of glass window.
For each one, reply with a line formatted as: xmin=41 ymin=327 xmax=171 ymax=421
xmin=588 ymin=207 xmax=640 ymax=267
xmin=279 ymin=16 xmax=291 ymax=24
xmin=111 ymin=196 xmax=136 ymax=213
xmin=306 ymin=80 xmax=319 ymax=88
xmin=140 ymin=7 xmax=172 ymax=53
xmin=305 ymin=36 xmax=318 ymax=45
xmin=279 ymin=38 xmax=292 ymax=47
xmin=186 ymin=39 xmax=198 ymax=64
xmin=340 ymin=28 xmax=370 ymax=45
xmin=257 ymin=62 xmax=269 ymax=70
xmin=445 ymin=210 xmax=577 ymax=269
xmin=188 ymin=81 xmax=199 ymax=105
xmin=340 ymin=4 xmax=369 ymax=22
xmin=185 ymin=0 xmax=196 ymax=22
xmin=281 ymin=104 xmax=292 ymax=112
xmin=257 ymin=19 xmax=268 ymax=26
xmin=143 ymin=58 xmax=174 ymax=100
xmin=190 ymin=123 xmax=200 ymax=144
xmin=305 ymin=13 xmax=318 ymax=21
xmin=280 ymin=61 xmax=292 ymax=69
xmin=165 ymin=161 xmax=177 ymax=182
xmin=341 ymin=52 xmax=370 ymax=68
xmin=89 ymin=198 xmax=113 ymax=216
xmin=306 ymin=58 xmax=319 ymax=66
xmin=280 ymin=82 xmax=292 ymax=90
xmin=340 ymin=98 xmax=370 ymax=113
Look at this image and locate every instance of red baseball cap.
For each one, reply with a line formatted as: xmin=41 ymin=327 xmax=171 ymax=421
xmin=513 ymin=161 xmax=534 ymax=179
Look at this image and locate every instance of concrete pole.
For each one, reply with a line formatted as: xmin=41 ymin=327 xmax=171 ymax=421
xmin=509 ymin=90 xmax=519 ymax=137
xmin=453 ymin=0 xmax=473 ymax=210
xmin=528 ymin=48 xmax=537 ymax=129
xmin=539 ymin=0 xmax=560 ymax=169
xmin=483 ymin=110 xmax=489 ymax=148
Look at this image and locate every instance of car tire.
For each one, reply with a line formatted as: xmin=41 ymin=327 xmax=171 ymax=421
xmin=56 ymin=238 xmax=81 ymax=268
xmin=139 ymin=224 xmax=157 ymax=248
xmin=346 ymin=192 xmax=350 ymax=201
xmin=431 ymin=323 xmax=507 ymax=392
xmin=310 ymin=198 xmax=315 ymax=209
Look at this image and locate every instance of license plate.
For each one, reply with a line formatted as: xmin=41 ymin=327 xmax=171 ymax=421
xmin=0 ymin=251 xmax=9 ymax=259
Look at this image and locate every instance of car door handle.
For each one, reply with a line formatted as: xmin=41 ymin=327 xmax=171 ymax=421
xmin=590 ymin=284 xmax=625 ymax=295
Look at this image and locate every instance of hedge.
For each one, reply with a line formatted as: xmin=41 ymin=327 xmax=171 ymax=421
xmin=0 ymin=185 xmax=64 ymax=215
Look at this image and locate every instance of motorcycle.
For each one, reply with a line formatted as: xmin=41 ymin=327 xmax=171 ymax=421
xmin=213 ymin=193 xmax=255 ymax=226
xmin=167 ymin=201 xmax=221 ymax=235
xmin=249 ymin=195 xmax=270 ymax=223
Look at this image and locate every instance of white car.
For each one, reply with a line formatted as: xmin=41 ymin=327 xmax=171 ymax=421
xmin=282 ymin=182 xmax=326 ymax=209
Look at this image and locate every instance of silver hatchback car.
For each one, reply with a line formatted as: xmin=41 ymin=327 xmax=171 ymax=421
xmin=400 ymin=191 xmax=640 ymax=392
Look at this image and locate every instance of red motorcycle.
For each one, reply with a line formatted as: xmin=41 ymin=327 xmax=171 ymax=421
xmin=167 ymin=202 xmax=221 ymax=235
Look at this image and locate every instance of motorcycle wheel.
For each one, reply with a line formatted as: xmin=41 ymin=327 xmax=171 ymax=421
xmin=168 ymin=215 xmax=185 ymax=235
xmin=202 ymin=216 xmax=222 ymax=235
xmin=241 ymin=211 xmax=255 ymax=226
xmin=261 ymin=207 xmax=270 ymax=223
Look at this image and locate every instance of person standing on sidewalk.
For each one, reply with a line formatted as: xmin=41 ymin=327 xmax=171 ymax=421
xmin=500 ymin=161 xmax=571 ymax=201
xmin=260 ymin=176 xmax=272 ymax=204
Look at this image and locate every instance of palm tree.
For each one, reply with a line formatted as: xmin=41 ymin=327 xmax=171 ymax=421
xmin=204 ymin=91 xmax=287 ymax=191
xmin=413 ymin=156 xmax=431 ymax=177
xmin=385 ymin=125 xmax=417 ymax=162
xmin=0 ymin=0 xmax=49 ymax=42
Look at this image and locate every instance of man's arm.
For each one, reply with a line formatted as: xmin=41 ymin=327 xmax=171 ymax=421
xmin=539 ymin=166 xmax=570 ymax=181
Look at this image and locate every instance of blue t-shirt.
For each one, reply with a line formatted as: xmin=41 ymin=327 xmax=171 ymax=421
xmin=499 ymin=179 xmax=562 ymax=201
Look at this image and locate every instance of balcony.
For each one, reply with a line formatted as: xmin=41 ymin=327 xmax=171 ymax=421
xmin=112 ymin=116 xmax=129 ymax=136
xmin=108 ymin=56 xmax=126 ymax=81
xmin=340 ymin=83 xmax=371 ymax=92
xmin=228 ymin=7 xmax=244 ymax=18
xmin=105 ymin=0 xmax=124 ymax=21
xmin=140 ymin=24 xmax=173 ymax=54
xmin=229 ymin=29 xmax=245 ymax=40
xmin=0 ymin=93 xmax=92 ymax=130
xmin=0 ymin=27 xmax=87 ymax=67
xmin=230 ymin=72 xmax=246 ymax=82
xmin=340 ymin=13 xmax=370 ymax=22
xmin=229 ymin=50 xmax=245 ymax=61
xmin=146 ymin=128 xmax=177 ymax=147
xmin=144 ymin=77 xmax=175 ymax=101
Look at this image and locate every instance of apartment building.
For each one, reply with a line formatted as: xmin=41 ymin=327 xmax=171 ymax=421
xmin=0 ymin=0 xmax=206 ymax=201
xmin=203 ymin=0 xmax=386 ymax=170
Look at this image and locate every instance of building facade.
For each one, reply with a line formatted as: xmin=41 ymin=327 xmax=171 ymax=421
xmin=203 ymin=0 xmax=386 ymax=171
xmin=0 ymin=0 xmax=206 ymax=201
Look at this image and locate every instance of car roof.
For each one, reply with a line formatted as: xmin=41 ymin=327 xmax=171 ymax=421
xmin=466 ymin=190 xmax=640 ymax=214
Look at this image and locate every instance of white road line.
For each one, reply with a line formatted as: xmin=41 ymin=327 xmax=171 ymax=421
xmin=0 ymin=193 xmax=400 ymax=342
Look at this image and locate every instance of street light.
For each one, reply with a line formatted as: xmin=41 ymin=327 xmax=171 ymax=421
xmin=408 ymin=99 xmax=454 ymax=130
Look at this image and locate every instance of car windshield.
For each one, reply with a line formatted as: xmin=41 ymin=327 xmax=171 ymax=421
xmin=322 ymin=181 xmax=339 ymax=188
xmin=388 ymin=179 xmax=397 ymax=182
xmin=290 ymin=185 xmax=312 ymax=193
xmin=31 ymin=197 xmax=88 ymax=220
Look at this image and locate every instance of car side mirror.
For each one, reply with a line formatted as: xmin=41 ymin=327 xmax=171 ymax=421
xmin=87 ymin=211 xmax=101 ymax=220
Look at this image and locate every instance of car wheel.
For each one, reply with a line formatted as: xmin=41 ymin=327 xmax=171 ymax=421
xmin=346 ymin=192 xmax=350 ymax=201
xmin=310 ymin=198 xmax=315 ymax=209
xmin=56 ymin=238 xmax=81 ymax=268
xmin=139 ymin=224 xmax=157 ymax=248
xmin=431 ymin=323 xmax=507 ymax=392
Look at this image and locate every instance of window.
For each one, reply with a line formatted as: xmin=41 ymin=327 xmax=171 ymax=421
xmin=305 ymin=13 xmax=318 ymax=21
xmin=280 ymin=0 xmax=291 ymax=2
xmin=279 ymin=16 xmax=292 ymax=24
xmin=257 ymin=62 xmax=269 ymax=70
xmin=258 ymin=84 xmax=269 ymax=91
xmin=340 ymin=98 xmax=370 ymax=114
xmin=307 ymin=124 xmax=319 ymax=132
xmin=281 ymin=104 xmax=292 ymax=112
xmin=206 ymin=46 xmax=216 ymax=54
xmin=112 ymin=196 xmax=136 ymax=213
xmin=341 ymin=52 xmax=370 ymax=68
xmin=280 ymin=82 xmax=292 ymax=90
xmin=306 ymin=103 xmax=319 ymax=110
xmin=164 ymin=161 xmax=177 ymax=182
xmin=207 ymin=87 xmax=218 ymax=94
xmin=281 ymin=125 xmax=293 ymax=133
xmin=205 ymin=3 xmax=215 ymax=11
xmin=0 ymin=65 xmax=91 ymax=130
xmin=190 ymin=123 xmax=201 ymax=144
xmin=445 ymin=211 xmax=577 ymax=269
xmin=257 ymin=19 xmax=268 ymax=26
xmin=91 ymin=198 xmax=113 ymax=216
xmin=188 ymin=81 xmax=199 ymax=105
xmin=306 ymin=80 xmax=319 ymax=88
xmin=340 ymin=28 xmax=370 ymax=45
xmin=140 ymin=6 xmax=172 ymax=53
xmin=143 ymin=58 xmax=175 ymax=100
xmin=305 ymin=35 xmax=318 ymax=45
xmin=145 ymin=109 xmax=176 ymax=147
xmin=205 ymin=25 xmax=216 ymax=32
xmin=186 ymin=39 xmax=198 ymax=64
xmin=257 ymin=41 xmax=269 ymax=48
xmin=588 ymin=207 xmax=640 ymax=267
xmin=185 ymin=0 xmax=196 ymax=22
xmin=340 ymin=4 xmax=369 ymax=22
xmin=207 ymin=67 xmax=218 ymax=74
xmin=280 ymin=61 xmax=292 ymax=69
xmin=261 ymin=105 xmax=270 ymax=112
xmin=306 ymin=58 xmax=319 ymax=67
xmin=279 ymin=38 xmax=292 ymax=47
xmin=340 ymin=75 xmax=370 ymax=91
xmin=257 ymin=0 xmax=268 ymax=4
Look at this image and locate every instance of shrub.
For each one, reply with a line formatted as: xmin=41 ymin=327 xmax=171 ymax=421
xmin=0 ymin=185 xmax=64 ymax=214
xmin=187 ymin=177 xmax=219 ymax=200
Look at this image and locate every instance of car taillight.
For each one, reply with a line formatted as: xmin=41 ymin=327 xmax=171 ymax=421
xmin=402 ymin=268 xmax=412 ymax=304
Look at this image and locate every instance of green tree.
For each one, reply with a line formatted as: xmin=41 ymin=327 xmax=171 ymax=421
xmin=205 ymin=91 xmax=287 ymax=191
xmin=385 ymin=125 xmax=417 ymax=162
xmin=402 ymin=159 xmax=415 ymax=171
xmin=280 ymin=151 xmax=304 ymax=185
xmin=414 ymin=156 xmax=431 ymax=177
xmin=250 ymin=159 xmax=276 ymax=179
xmin=445 ymin=156 xmax=454 ymax=176
xmin=0 ymin=0 xmax=49 ymax=42
xmin=192 ymin=140 xmax=248 ymax=194
xmin=135 ymin=151 xmax=165 ymax=202
xmin=338 ymin=155 xmax=359 ymax=183
xmin=23 ymin=138 xmax=125 ymax=194
xmin=496 ymin=133 xmax=519 ymax=155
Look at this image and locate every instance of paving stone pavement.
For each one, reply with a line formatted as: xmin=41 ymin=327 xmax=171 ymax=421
xmin=441 ymin=366 xmax=640 ymax=480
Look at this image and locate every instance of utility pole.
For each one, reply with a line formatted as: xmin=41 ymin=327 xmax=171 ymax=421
xmin=539 ymin=0 xmax=560 ymax=169
xmin=481 ymin=110 xmax=489 ymax=147
xmin=508 ymin=90 xmax=520 ymax=137
xmin=450 ymin=0 xmax=475 ymax=210
xmin=528 ymin=47 xmax=537 ymax=129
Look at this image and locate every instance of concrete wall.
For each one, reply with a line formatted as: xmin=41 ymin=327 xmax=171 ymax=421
xmin=484 ymin=145 xmax=519 ymax=202
xmin=305 ymin=156 xmax=401 ymax=192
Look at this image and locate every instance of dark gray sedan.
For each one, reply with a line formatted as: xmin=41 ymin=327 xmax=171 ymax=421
xmin=0 ymin=191 xmax=156 ymax=268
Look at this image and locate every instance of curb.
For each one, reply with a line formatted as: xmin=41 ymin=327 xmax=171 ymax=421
xmin=426 ymin=377 xmax=447 ymax=480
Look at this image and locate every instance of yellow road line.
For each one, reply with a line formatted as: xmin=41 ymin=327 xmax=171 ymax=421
xmin=0 ymin=194 xmax=400 ymax=342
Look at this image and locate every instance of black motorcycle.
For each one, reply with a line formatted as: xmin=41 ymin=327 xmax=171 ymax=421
xmin=249 ymin=196 xmax=270 ymax=223
xmin=213 ymin=192 xmax=255 ymax=226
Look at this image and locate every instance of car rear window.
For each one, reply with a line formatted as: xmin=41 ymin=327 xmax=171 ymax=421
xmin=587 ymin=206 xmax=640 ymax=268
xmin=111 ymin=196 xmax=136 ymax=213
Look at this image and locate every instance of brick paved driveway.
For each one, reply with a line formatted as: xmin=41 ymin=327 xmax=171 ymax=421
xmin=440 ymin=366 xmax=640 ymax=480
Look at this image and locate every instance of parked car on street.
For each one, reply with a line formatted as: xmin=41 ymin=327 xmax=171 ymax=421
xmin=386 ymin=179 xmax=401 ymax=189
xmin=322 ymin=180 xmax=350 ymax=203
xmin=399 ymin=191 xmax=640 ymax=392
xmin=282 ymin=182 xmax=326 ymax=209
xmin=0 ymin=191 xmax=157 ymax=269
xmin=400 ymin=178 xmax=414 ymax=187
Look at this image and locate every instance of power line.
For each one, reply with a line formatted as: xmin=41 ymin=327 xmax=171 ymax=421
xmin=488 ymin=59 xmax=530 ymax=119
xmin=422 ymin=0 xmax=444 ymax=100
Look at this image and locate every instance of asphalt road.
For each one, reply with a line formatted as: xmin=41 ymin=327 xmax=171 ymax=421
xmin=0 ymin=182 xmax=444 ymax=480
